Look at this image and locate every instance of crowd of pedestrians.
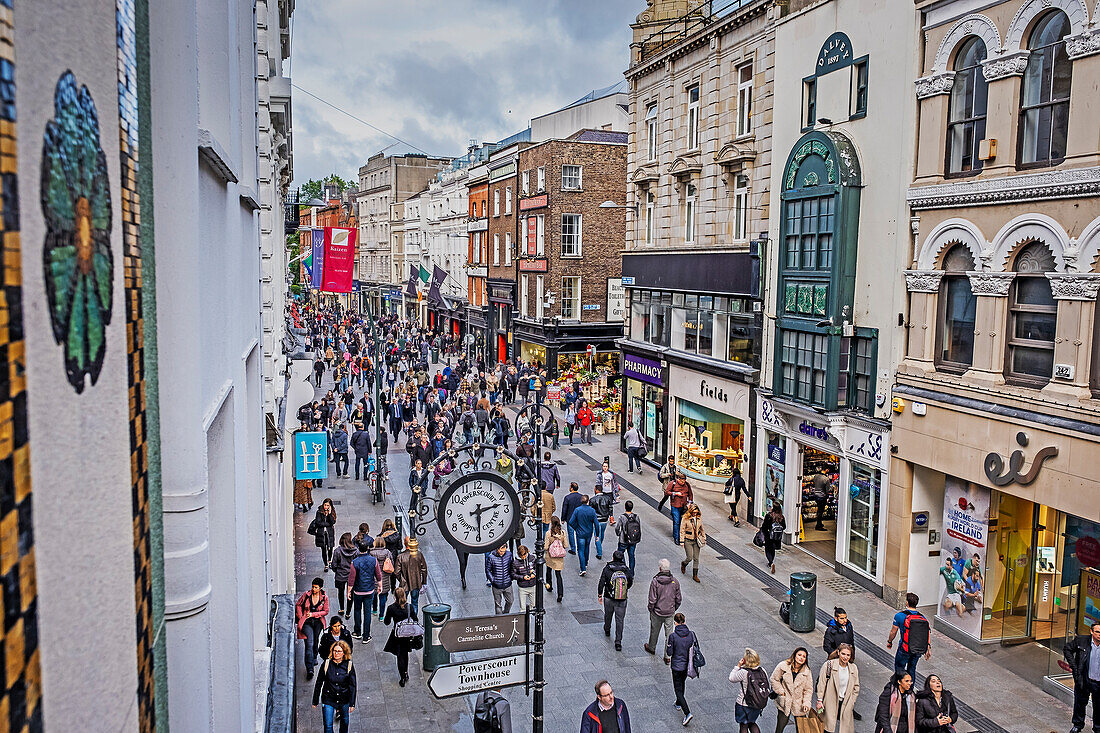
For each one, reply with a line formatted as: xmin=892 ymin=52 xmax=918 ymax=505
xmin=291 ymin=305 xmax=1024 ymax=733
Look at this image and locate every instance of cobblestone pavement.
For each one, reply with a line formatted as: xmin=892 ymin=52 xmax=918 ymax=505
xmin=292 ymin=362 xmax=1068 ymax=733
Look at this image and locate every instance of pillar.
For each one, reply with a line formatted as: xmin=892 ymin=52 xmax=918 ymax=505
xmin=963 ymin=271 xmax=1015 ymax=386
xmin=1041 ymin=273 xmax=1100 ymax=399
xmin=902 ymin=270 xmax=943 ymax=371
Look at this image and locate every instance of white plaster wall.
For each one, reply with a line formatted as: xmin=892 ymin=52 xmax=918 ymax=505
xmin=15 ymin=2 xmax=140 ymax=728
xmin=908 ymin=465 xmax=946 ymax=604
xmin=769 ymin=0 xmax=919 ymax=417
xmin=151 ymin=0 xmax=271 ymax=729
xmin=531 ymin=94 xmax=630 ymax=141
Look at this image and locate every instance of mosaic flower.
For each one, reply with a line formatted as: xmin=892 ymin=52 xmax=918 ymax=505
xmin=40 ymin=71 xmax=113 ymax=393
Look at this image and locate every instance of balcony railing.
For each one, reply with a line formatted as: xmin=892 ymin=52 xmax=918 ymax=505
xmin=635 ymin=0 xmax=758 ymax=63
xmin=284 ymin=188 xmax=300 ymax=229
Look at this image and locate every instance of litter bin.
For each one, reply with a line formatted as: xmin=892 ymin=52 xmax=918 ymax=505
xmin=788 ymin=572 xmax=817 ymax=632
xmin=422 ymin=603 xmax=452 ymax=671
xmin=431 ymin=347 xmax=439 ymax=363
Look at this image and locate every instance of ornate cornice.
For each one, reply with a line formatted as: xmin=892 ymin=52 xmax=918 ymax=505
xmin=1066 ymin=28 xmax=1100 ymax=59
xmin=905 ymin=270 xmax=945 ymax=293
xmin=907 ymin=166 xmax=1100 ymax=210
xmin=981 ymin=50 xmax=1030 ymax=81
xmin=915 ymin=72 xmax=955 ymax=99
xmin=1047 ymin=273 xmax=1100 ymax=300
xmin=967 ymin=271 xmax=1015 ymax=296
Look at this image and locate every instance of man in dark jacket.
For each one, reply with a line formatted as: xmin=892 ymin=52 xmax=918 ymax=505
xmin=350 ymin=424 xmax=372 ymax=480
xmin=330 ymin=423 xmax=350 ymax=477
xmin=560 ymin=483 xmax=583 ymax=555
xmin=589 ymin=484 xmax=615 ymax=561
xmin=596 ymin=550 xmax=634 ymax=651
xmin=568 ymin=495 xmax=599 ymax=576
xmin=347 ymin=552 xmax=382 ymax=642
xmin=823 ymin=606 xmax=856 ymax=658
xmin=538 ymin=451 xmax=560 ymax=492
xmin=580 ymin=680 xmax=631 ymax=733
xmin=1065 ymin=621 xmax=1100 ymax=733
xmin=485 ymin=545 xmax=515 ymax=614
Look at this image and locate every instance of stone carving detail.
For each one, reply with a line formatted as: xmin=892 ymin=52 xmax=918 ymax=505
xmin=904 ymin=270 xmax=945 ymax=293
xmin=915 ymin=72 xmax=955 ymax=99
xmin=967 ymin=271 xmax=1016 ymax=295
xmin=907 ymin=166 xmax=1100 ymax=210
xmin=1046 ymin=273 xmax=1100 ymax=300
xmin=1066 ymin=29 xmax=1100 ymax=59
xmin=982 ymin=51 xmax=1030 ymax=81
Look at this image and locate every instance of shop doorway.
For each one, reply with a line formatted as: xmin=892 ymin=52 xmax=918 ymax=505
xmin=799 ymin=446 xmax=839 ymax=564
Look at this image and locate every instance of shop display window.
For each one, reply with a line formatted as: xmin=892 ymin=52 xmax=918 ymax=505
xmin=675 ymin=400 xmax=744 ymax=479
xmin=627 ymin=378 xmax=666 ymax=464
xmin=847 ymin=463 xmax=880 ymax=577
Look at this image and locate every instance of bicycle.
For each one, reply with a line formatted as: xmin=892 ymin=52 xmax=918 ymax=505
xmin=368 ymin=454 xmax=389 ymax=504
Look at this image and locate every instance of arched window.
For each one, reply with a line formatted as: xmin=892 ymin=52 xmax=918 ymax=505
xmin=946 ymin=38 xmax=988 ymax=176
xmin=936 ymin=245 xmax=976 ymax=370
xmin=1019 ymin=12 xmax=1072 ymax=167
xmin=1007 ymin=242 xmax=1057 ymax=384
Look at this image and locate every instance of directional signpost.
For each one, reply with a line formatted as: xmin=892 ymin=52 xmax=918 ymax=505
xmin=426 ymin=653 xmax=528 ymax=699
xmin=438 ymin=613 xmax=527 ymax=654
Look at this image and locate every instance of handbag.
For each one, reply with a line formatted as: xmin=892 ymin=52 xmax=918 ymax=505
xmin=752 ymin=530 xmax=766 ymax=547
xmin=383 ymin=557 xmax=395 ymax=574
xmin=307 ymin=517 xmax=319 ymax=536
xmin=548 ymin=539 xmax=566 ymax=558
xmin=395 ymin=618 xmax=425 ymax=638
xmin=779 ymin=601 xmax=791 ymax=624
xmin=692 ymin=639 xmax=706 ymax=670
xmin=795 ymin=710 xmax=825 ymax=733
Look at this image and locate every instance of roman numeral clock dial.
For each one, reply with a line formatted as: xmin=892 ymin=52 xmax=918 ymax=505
xmin=437 ymin=471 xmax=521 ymax=554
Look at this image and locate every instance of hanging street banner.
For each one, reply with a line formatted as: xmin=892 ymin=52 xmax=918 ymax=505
xmin=293 ymin=431 xmax=329 ymax=480
xmin=405 ymin=265 xmax=419 ymax=298
xmin=319 ymin=227 xmax=357 ymax=293
xmin=428 ymin=265 xmax=447 ymax=304
xmin=438 ymin=613 xmax=527 ymax=653
xmin=310 ymin=228 xmax=324 ymax=291
xmin=426 ymin=653 xmax=527 ymax=699
xmin=418 ymin=264 xmax=431 ymax=283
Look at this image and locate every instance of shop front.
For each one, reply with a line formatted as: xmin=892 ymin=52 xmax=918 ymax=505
xmin=891 ymin=387 xmax=1100 ymax=696
xmin=668 ymin=365 xmax=750 ymax=491
xmin=620 ymin=351 xmax=667 ymax=466
xmin=488 ymin=281 xmax=514 ymax=364
xmin=756 ymin=395 xmax=889 ymax=589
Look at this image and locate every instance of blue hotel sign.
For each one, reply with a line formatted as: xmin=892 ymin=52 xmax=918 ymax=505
xmin=294 ymin=431 xmax=329 ymax=480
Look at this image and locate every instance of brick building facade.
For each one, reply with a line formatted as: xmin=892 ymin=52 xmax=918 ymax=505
xmin=486 ymin=140 xmax=530 ymax=362
xmin=513 ymin=131 xmax=628 ymax=375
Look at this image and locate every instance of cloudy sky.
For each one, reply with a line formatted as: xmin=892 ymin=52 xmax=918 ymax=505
xmin=290 ymin=0 xmax=640 ymax=187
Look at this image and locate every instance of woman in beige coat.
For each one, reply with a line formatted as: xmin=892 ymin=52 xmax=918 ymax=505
xmin=679 ymin=503 xmax=706 ymax=583
xmin=815 ymin=643 xmax=859 ymax=733
xmin=544 ymin=516 xmax=567 ymax=603
xmin=770 ymin=646 xmax=813 ymax=732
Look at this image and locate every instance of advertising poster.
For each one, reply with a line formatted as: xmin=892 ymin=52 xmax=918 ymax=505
xmin=319 ymin=227 xmax=356 ymax=293
xmin=764 ymin=442 xmax=785 ymax=516
xmin=606 ymin=278 xmax=625 ymax=322
xmin=310 ymin=228 xmax=324 ymax=289
xmin=293 ymin=431 xmax=329 ymax=481
xmin=937 ymin=477 xmax=990 ymax=639
xmin=1079 ymin=569 xmax=1100 ymax=635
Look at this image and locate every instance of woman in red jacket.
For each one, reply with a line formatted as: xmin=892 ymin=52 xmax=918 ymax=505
xmin=296 ymin=577 xmax=330 ymax=680
xmin=576 ymin=400 xmax=595 ymax=445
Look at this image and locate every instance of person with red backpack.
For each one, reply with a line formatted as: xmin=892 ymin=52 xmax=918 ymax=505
xmin=729 ymin=647 xmax=769 ymax=733
xmin=597 ymin=550 xmax=634 ymax=651
xmin=886 ymin=592 xmax=931 ymax=678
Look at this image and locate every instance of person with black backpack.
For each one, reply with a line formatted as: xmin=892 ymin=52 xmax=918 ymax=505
xmin=886 ymin=593 xmax=931 ymax=679
xmin=474 ymin=687 xmax=513 ymax=733
xmin=597 ymin=550 xmax=634 ymax=651
xmin=615 ymin=500 xmax=642 ymax=573
xmin=729 ymin=647 xmax=769 ymax=733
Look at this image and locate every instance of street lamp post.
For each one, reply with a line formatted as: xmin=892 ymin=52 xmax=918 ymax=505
xmin=365 ymin=290 xmax=386 ymax=504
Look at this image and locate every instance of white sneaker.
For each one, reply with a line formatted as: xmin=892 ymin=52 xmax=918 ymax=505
xmin=682 ymin=713 xmax=693 ymax=725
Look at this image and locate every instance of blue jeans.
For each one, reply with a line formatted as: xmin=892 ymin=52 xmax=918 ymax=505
xmin=302 ymin=620 xmax=321 ymax=672
xmin=373 ymin=592 xmax=388 ymax=619
xmin=617 ymin=542 xmax=636 ymax=573
xmin=595 ymin=520 xmax=608 ymax=557
xmin=354 ymin=454 xmax=369 ymax=479
xmin=567 ymin=524 xmax=577 ymax=553
xmin=322 ymin=702 xmax=350 ymax=733
xmin=576 ymin=533 xmax=592 ymax=571
xmin=894 ymin=649 xmax=920 ymax=678
xmin=409 ymin=588 xmax=420 ymax=618
xmin=627 ymin=446 xmax=642 ymax=471
xmin=351 ymin=594 xmax=372 ymax=639
xmin=670 ymin=506 xmax=684 ymax=543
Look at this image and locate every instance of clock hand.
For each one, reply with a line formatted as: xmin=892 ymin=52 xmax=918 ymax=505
xmin=470 ymin=503 xmax=486 ymax=542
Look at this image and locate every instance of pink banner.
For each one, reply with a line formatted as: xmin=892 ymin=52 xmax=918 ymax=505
xmin=320 ymin=227 xmax=356 ymax=293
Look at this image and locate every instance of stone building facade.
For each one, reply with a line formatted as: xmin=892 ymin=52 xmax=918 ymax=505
xmin=513 ymin=132 xmax=628 ymax=376
xmin=891 ymin=0 xmax=1100 ymax=690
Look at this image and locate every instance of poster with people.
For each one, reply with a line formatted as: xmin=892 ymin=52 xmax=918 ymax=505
xmin=764 ymin=442 xmax=785 ymax=515
xmin=938 ymin=477 xmax=989 ymax=639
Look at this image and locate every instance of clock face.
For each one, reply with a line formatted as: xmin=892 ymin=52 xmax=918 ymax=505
xmin=437 ymin=471 xmax=521 ymax=554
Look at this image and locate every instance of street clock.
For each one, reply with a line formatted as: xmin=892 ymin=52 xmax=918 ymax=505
xmin=436 ymin=471 xmax=521 ymax=554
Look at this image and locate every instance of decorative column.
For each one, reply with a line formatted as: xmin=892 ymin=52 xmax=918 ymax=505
xmin=903 ymin=270 xmax=944 ymax=371
xmin=1065 ymin=31 xmax=1100 ymax=163
xmin=1042 ymin=273 xmax=1100 ymax=399
xmin=979 ymin=52 xmax=1029 ymax=175
xmin=964 ymin=271 xmax=1015 ymax=385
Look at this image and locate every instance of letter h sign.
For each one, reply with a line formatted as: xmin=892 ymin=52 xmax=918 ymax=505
xmin=294 ymin=431 xmax=329 ymax=480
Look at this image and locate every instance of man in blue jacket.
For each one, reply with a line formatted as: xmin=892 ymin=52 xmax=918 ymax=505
xmin=560 ymin=482 xmax=583 ymax=556
xmin=347 ymin=551 xmax=382 ymax=643
xmin=485 ymin=545 xmax=515 ymax=614
xmin=567 ymin=495 xmax=598 ymax=576
xmin=580 ymin=679 xmax=631 ymax=733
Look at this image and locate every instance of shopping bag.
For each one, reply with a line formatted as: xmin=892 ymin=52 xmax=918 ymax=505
xmin=795 ymin=710 xmax=825 ymax=733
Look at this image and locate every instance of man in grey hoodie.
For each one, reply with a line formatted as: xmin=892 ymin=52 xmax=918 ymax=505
xmin=644 ymin=558 xmax=682 ymax=664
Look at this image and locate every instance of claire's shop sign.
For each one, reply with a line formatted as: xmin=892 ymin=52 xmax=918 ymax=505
xmin=623 ymin=354 xmax=662 ymax=386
